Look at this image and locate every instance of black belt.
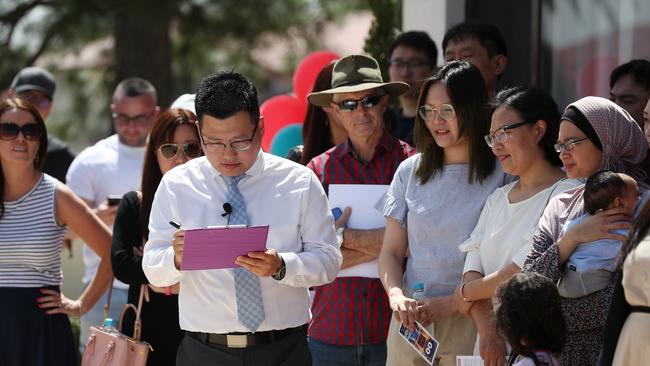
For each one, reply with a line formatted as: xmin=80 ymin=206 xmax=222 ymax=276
xmin=187 ymin=324 xmax=307 ymax=348
xmin=631 ymin=306 xmax=650 ymax=313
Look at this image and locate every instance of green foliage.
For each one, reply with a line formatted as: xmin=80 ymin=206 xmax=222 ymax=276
xmin=0 ymin=0 xmax=373 ymax=147
xmin=363 ymin=0 xmax=401 ymax=80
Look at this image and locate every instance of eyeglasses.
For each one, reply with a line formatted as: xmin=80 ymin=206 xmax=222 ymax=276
xmin=554 ymin=137 xmax=590 ymax=153
xmin=389 ymin=59 xmax=431 ymax=70
xmin=202 ymin=122 xmax=258 ymax=153
xmin=17 ymin=92 xmax=51 ymax=109
xmin=112 ymin=112 xmax=153 ymax=126
xmin=336 ymin=94 xmax=384 ymax=112
xmin=0 ymin=122 xmax=41 ymax=141
xmin=484 ymin=121 xmax=531 ymax=147
xmin=158 ymin=142 xmax=202 ymax=159
xmin=418 ymin=104 xmax=456 ymax=122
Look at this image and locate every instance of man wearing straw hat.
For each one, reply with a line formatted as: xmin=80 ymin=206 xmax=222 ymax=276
xmin=306 ymin=54 xmax=414 ymax=365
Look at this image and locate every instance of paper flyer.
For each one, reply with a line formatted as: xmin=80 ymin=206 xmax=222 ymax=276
xmin=398 ymin=321 xmax=439 ymax=365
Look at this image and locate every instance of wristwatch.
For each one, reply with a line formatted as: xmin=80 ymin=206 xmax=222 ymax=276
xmin=336 ymin=227 xmax=345 ymax=246
xmin=272 ymin=257 xmax=286 ymax=281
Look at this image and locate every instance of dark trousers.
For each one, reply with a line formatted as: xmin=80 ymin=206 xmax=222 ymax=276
xmin=176 ymin=328 xmax=312 ymax=366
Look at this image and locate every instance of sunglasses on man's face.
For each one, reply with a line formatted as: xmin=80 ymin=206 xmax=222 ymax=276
xmin=336 ymin=94 xmax=384 ymax=112
xmin=0 ymin=122 xmax=41 ymax=141
xmin=158 ymin=142 xmax=202 ymax=159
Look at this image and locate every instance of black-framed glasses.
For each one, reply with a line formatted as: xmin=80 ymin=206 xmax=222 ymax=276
xmin=388 ymin=58 xmax=431 ymax=70
xmin=418 ymin=104 xmax=455 ymax=122
xmin=336 ymin=94 xmax=385 ymax=112
xmin=484 ymin=121 xmax=532 ymax=147
xmin=554 ymin=137 xmax=590 ymax=153
xmin=112 ymin=112 xmax=153 ymax=126
xmin=0 ymin=122 xmax=42 ymax=141
xmin=158 ymin=142 xmax=202 ymax=159
xmin=201 ymin=122 xmax=258 ymax=153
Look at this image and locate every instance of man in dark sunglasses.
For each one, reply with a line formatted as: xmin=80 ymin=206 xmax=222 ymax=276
xmin=65 ymin=77 xmax=160 ymax=353
xmin=306 ymin=55 xmax=415 ymax=365
xmin=9 ymin=66 xmax=75 ymax=183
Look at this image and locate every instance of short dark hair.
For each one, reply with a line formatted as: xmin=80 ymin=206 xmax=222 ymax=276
xmin=194 ymin=71 xmax=260 ymax=126
xmin=414 ymin=60 xmax=495 ymax=184
xmin=496 ymin=272 xmax=566 ymax=364
xmin=609 ymin=59 xmax=650 ymax=91
xmin=492 ymin=86 xmax=562 ymax=167
xmin=388 ymin=31 xmax=438 ymax=67
xmin=584 ymin=170 xmax=628 ymax=215
xmin=442 ymin=20 xmax=508 ymax=58
xmin=113 ymin=77 xmax=157 ymax=102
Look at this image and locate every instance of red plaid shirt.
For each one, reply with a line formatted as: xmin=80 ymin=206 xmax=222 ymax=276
xmin=307 ymin=130 xmax=414 ymax=345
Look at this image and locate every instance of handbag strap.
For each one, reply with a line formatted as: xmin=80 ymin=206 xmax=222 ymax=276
xmin=118 ymin=284 xmax=147 ymax=340
xmin=103 ymin=277 xmax=115 ymax=319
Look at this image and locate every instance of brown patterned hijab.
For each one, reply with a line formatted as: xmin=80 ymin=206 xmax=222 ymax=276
xmin=565 ymin=96 xmax=648 ymax=189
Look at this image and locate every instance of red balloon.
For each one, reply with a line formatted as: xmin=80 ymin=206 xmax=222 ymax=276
xmin=260 ymin=95 xmax=307 ymax=151
xmin=293 ymin=50 xmax=339 ymax=101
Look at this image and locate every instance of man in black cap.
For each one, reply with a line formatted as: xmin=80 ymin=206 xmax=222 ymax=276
xmin=9 ymin=66 xmax=75 ymax=183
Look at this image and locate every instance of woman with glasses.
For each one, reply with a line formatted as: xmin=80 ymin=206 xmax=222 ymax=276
xmin=522 ymin=96 xmax=648 ymax=365
xmin=111 ymin=108 xmax=202 ymax=365
xmin=378 ymin=61 xmax=510 ymax=366
xmin=425 ymin=86 xmax=580 ymax=364
xmin=0 ymin=98 xmax=112 ymax=365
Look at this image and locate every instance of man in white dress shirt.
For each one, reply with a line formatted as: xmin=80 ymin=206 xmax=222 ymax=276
xmin=142 ymin=71 xmax=342 ymax=365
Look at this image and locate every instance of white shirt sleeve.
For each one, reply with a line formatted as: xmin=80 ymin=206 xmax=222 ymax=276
xmin=142 ymin=177 xmax=184 ymax=286
xmin=65 ymin=149 xmax=96 ymax=203
xmin=279 ymin=170 xmax=341 ymax=287
xmin=460 ymin=189 xmax=496 ymax=275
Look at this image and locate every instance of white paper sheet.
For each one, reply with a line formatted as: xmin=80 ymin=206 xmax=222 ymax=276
xmin=328 ymin=184 xmax=389 ymax=278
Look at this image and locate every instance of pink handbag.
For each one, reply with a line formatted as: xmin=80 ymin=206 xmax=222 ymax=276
xmin=81 ymin=284 xmax=151 ymax=366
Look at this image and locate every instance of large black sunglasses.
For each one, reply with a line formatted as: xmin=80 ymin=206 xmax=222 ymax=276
xmin=158 ymin=142 xmax=202 ymax=159
xmin=336 ymin=94 xmax=385 ymax=112
xmin=0 ymin=122 xmax=41 ymax=141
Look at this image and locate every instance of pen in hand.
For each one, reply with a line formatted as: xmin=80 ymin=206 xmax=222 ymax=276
xmin=169 ymin=221 xmax=182 ymax=229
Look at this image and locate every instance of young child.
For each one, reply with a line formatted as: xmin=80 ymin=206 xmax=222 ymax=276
xmin=558 ymin=171 xmax=639 ymax=297
xmin=496 ymin=272 xmax=565 ymax=366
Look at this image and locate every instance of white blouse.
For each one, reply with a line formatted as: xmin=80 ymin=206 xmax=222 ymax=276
xmin=460 ymin=179 xmax=582 ymax=275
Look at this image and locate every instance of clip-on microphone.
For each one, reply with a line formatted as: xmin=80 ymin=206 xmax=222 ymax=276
xmin=222 ymin=203 xmax=233 ymax=227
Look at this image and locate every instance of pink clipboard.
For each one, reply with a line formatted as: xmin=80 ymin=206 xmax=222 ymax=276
xmin=181 ymin=225 xmax=269 ymax=270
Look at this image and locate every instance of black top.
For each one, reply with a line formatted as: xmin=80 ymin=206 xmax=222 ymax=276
xmin=388 ymin=107 xmax=415 ymax=147
xmin=43 ymin=135 xmax=75 ymax=183
xmin=597 ymin=272 xmax=630 ymax=366
xmin=111 ymin=191 xmax=183 ymax=366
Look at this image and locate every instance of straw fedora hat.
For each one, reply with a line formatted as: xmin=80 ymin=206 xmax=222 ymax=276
xmin=307 ymin=54 xmax=409 ymax=107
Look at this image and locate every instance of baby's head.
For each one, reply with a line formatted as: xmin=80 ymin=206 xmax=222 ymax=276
xmin=584 ymin=171 xmax=639 ymax=215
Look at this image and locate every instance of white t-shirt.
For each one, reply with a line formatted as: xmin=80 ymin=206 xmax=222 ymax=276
xmin=460 ymin=179 xmax=581 ymax=275
xmin=66 ymin=134 xmax=146 ymax=288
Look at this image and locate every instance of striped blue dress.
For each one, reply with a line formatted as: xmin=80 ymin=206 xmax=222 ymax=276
xmin=0 ymin=173 xmax=76 ymax=365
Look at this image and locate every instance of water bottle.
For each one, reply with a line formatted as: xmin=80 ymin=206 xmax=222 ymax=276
xmin=102 ymin=318 xmax=119 ymax=335
xmin=412 ymin=282 xmax=425 ymax=301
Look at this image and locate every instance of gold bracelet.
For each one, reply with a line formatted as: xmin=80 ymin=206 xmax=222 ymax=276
xmin=459 ymin=282 xmax=472 ymax=303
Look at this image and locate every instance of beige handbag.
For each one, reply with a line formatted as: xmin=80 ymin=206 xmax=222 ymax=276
xmin=81 ymin=283 xmax=151 ymax=366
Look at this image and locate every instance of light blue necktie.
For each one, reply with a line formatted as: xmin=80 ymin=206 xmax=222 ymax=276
xmin=223 ymin=174 xmax=265 ymax=332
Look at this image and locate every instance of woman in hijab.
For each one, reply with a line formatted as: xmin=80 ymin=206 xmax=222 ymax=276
xmin=523 ymin=96 xmax=648 ymax=365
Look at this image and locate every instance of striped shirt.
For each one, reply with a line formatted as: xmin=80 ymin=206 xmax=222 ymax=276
xmin=307 ymin=130 xmax=414 ymax=345
xmin=0 ymin=174 xmax=66 ymax=287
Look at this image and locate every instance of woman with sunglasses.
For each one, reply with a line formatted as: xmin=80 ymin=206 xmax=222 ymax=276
xmin=522 ymin=96 xmax=648 ymax=365
xmin=423 ymin=86 xmax=581 ymax=365
xmin=0 ymin=98 xmax=112 ymax=365
xmin=111 ymin=108 xmax=202 ymax=365
xmin=378 ymin=61 xmax=510 ymax=366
